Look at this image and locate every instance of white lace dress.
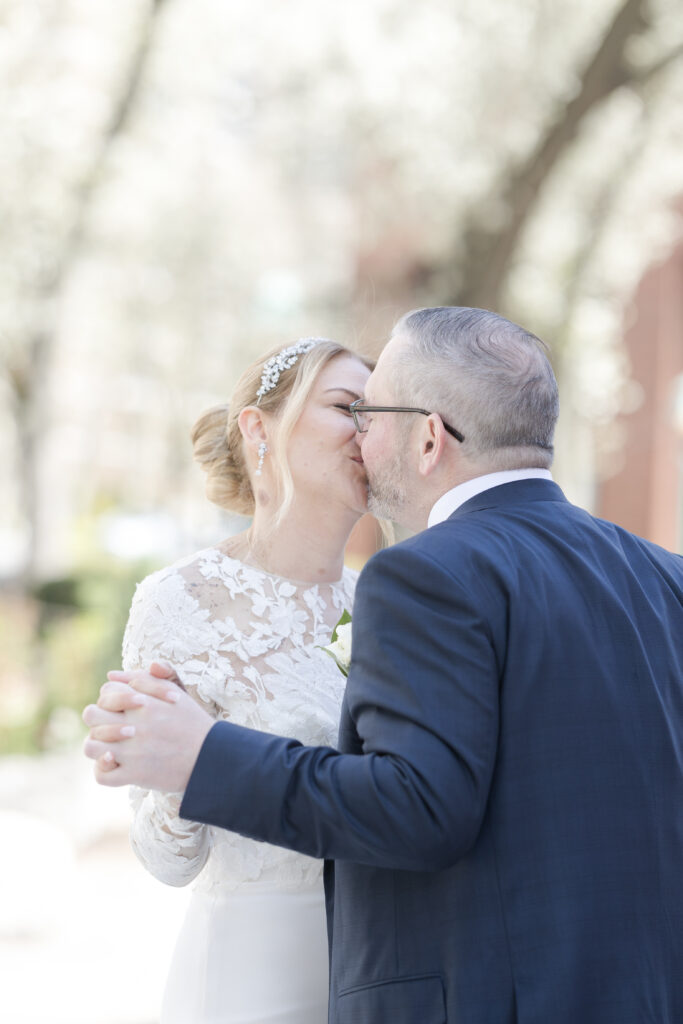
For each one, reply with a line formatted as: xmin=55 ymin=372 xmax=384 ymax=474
xmin=122 ymin=547 xmax=357 ymax=1024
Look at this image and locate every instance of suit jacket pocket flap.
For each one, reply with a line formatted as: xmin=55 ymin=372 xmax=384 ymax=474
xmin=336 ymin=974 xmax=445 ymax=1024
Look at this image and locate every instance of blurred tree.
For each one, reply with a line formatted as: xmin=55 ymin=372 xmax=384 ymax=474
xmin=0 ymin=0 xmax=681 ymax=588
xmin=449 ymin=0 xmax=683 ymax=311
xmin=0 ymin=0 xmax=168 ymax=585
xmin=0 ymin=0 xmax=681 ymax=748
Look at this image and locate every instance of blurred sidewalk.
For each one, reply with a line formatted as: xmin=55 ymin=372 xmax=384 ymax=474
xmin=0 ymin=749 xmax=190 ymax=1024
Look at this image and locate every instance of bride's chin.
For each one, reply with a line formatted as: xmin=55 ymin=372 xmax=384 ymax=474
xmin=354 ymin=489 xmax=370 ymax=516
xmin=342 ymin=483 xmax=368 ymax=517
xmin=343 ymin=471 xmax=368 ymax=510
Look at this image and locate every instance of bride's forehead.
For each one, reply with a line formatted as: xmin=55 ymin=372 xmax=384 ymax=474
xmin=315 ymin=355 xmax=370 ymax=391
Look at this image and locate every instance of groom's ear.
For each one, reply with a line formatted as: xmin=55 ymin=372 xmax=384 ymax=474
xmin=238 ymin=406 xmax=268 ymax=444
xmin=417 ymin=414 xmax=447 ymax=477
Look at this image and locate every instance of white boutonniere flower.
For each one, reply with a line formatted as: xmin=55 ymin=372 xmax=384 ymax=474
xmin=321 ymin=610 xmax=352 ymax=677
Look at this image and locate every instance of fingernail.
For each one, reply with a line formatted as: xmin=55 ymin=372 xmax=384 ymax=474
xmin=103 ymin=751 xmax=114 ymax=763
xmin=131 ymin=694 xmax=147 ymax=706
xmin=121 ymin=726 xmax=136 ymax=737
xmin=165 ymin=689 xmax=180 ymax=703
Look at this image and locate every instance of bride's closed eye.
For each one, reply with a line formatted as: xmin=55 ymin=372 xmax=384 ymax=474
xmin=333 ymin=403 xmax=352 ymax=414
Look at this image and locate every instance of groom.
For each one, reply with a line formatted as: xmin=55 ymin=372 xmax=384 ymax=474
xmin=85 ymin=307 xmax=683 ymax=1023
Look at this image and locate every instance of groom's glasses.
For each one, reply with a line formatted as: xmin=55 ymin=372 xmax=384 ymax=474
xmin=348 ymin=399 xmax=465 ymax=443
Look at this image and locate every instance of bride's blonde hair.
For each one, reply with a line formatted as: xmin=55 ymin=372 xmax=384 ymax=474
xmin=192 ymin=339 xmax=373 ymax=524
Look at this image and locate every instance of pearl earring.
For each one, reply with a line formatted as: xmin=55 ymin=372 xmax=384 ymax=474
xmin=255 ymin=442 xmax=268 ymax=476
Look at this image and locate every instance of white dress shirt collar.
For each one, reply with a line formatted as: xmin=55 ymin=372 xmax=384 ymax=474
xmin=428 ymin=469 xmax=553 ymax=528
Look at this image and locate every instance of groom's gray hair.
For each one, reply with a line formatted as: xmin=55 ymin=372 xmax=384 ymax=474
xmin=391 ymin=306 xmax=559 ymax=469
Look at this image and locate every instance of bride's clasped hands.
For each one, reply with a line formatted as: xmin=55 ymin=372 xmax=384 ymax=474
xmin=83 ymin=661 xmax=213 ymax=792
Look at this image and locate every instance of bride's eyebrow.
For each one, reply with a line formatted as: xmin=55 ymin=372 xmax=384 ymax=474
xmin=324 ymin=387 xmax=361 ymax=400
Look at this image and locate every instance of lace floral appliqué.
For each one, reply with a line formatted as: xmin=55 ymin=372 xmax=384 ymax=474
xmin=124 ymin=548 xmax=357 ymax=894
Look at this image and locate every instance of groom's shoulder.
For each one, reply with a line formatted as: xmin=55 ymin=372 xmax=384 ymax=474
xmin=367 ymin=512 xmax=495 ymax=562
xmin=358 ymin=504 xmax=534 ymax=591
xmin=358 ymin=522 xmax=477 ymax=586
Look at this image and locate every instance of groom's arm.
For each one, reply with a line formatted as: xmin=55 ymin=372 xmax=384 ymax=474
xmin=179 ymin=542 xmax=503 ymax=872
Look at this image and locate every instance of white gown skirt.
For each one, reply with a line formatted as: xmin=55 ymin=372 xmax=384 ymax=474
xmin=160 ymin=880 xmax=329 ymax=1024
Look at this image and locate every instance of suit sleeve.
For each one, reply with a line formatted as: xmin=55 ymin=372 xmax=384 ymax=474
xmin=180 ymin=543 xmax=502 ymax=871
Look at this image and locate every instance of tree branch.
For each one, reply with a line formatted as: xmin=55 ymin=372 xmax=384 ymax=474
xmin=60 ymin=0 xmax=170 ymax=274
xmin=629 ymin=42 xmax=683 ymax=89
xmin=452 ymin=0 xmax=651 ymax=310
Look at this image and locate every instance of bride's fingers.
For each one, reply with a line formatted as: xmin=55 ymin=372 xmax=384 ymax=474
xmin=108 ymin=667 xmax=186 ymax=698
xmin=126 ymin=673 xmax=182 ymax=703
xmin=108 ymin=666 xmax=184 ymax=688
xmin=83 ymin=736 xmax=116 ymax=761
xmin=94 ymin=759 xmax=128 ymax=787
xmin=96 ymin=753 xmax=119 ymax=773
xmin=97 ymin=688 xmax=148 ymax=713
xmin=88 ymin=723 xmax=137 ymax=743
xmin=107 ymin=671 xmax=135 ymax=683
xmin=149 ymin=662 xmax=187 ymax=690
xmin=82 ymin=704 xmax=131 ymax=727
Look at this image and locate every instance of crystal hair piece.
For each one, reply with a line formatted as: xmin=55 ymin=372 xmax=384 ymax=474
xmin=256 ymin=338 xmax=327 ymax=404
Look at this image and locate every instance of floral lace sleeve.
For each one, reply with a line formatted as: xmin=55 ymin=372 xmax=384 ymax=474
xmin=120 ymin=546 xmax=357 ymax=893
xmin=123 ymin=569 xmax=221 ymax=888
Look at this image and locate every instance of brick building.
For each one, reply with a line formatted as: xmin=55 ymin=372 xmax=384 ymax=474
xmin=597 ymin=235 xmax=683 ymax=553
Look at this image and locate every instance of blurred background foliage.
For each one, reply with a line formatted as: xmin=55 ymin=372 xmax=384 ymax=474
xmin=1 ymin=0 xmax=682 ymax=753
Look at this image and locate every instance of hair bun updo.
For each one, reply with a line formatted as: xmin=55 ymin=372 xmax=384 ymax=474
xmin=191 ymin=404 xmax=254 ymax=516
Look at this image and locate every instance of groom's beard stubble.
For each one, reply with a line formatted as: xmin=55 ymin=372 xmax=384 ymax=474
xmin=366 ymin=447 xmax=408 ymax=522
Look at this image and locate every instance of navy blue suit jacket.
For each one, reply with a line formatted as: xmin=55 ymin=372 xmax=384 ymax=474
xmin=181 ymin=480 xmax=683 ymax=1023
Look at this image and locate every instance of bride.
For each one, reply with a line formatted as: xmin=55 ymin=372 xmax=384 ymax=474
xmin=113 ymin=338 xmax=372 ymax=1023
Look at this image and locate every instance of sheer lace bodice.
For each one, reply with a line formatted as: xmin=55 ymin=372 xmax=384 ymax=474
xmin=123 ymin=546 xmax=357 ymax=894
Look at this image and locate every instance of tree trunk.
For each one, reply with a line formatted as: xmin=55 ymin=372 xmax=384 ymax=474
xmin=11 ymin=0 xmax=170 ymax=584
